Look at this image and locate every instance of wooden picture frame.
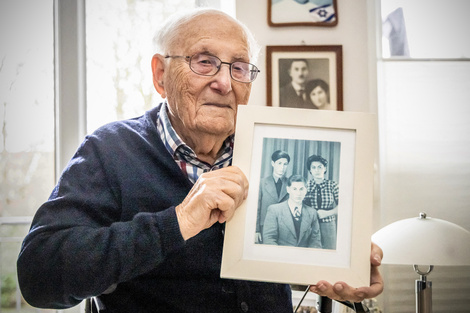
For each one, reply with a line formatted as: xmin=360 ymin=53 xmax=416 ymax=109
xmin=221 ymin=105 xmax=376 ymax=287
xmin=268 ymin=0 xmax=338 ymax=27
xmin=267 ymin=45 xmax=343 ymax=111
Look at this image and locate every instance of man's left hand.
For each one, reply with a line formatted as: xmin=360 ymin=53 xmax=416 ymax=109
xmin=309 ymin=242 xmax=384 ymax=302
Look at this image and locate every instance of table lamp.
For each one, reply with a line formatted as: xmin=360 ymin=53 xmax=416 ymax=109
xmin=371 ymin=212 xmax=470 ymax=313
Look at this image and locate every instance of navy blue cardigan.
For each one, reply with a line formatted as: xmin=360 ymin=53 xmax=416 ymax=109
xmin=17 ymin=105 xmax=292 ymax=313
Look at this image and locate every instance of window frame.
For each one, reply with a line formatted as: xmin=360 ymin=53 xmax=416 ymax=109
xmin=54 ymin=0 xmax=87 ymax=179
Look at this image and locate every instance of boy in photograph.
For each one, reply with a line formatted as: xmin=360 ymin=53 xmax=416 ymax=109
xmin=263 ymin=175 xmax=322 ymax=248
xmin=256 ymin=150 xmax=291 ymax=243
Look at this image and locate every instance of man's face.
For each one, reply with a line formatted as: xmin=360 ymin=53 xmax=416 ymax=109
xmin=287 ymin=181 xmax=307 ymax=204
xmin=162 ymin=13 xmax=252 ymax=143
xmin=288 ymin=61 xmax=308 ymax=85
xmin=271 ymin=158 xmax=289 ymax=177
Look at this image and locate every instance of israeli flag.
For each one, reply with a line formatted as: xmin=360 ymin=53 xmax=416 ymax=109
xmin=309 ymin=4 xmax=336 ymax=23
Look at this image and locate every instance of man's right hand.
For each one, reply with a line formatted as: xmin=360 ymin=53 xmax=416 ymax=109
xmin=255 ymin=232 xmax=262 ymax=243
xmin=175 ymin=166 xmax=249 ymax=240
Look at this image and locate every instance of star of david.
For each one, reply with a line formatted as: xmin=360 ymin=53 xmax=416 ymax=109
xmin=318 ymin=9 xmax=327 ymax=17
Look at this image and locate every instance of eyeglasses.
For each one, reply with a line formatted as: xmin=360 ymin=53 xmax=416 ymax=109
xmin=165 ymin=53 xmax=260 ymax=83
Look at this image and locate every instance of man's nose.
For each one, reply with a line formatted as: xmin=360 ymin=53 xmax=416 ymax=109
xmin=211 ymin=64 xmax=232 ymax=94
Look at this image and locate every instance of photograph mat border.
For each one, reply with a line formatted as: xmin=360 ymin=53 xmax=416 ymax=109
xmin=221 ymin=105 xmax=375 ymax=287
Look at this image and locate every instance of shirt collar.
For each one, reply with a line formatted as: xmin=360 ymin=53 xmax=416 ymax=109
xmin=156 ymin=101 xmax=234 ymax=167
xmin=309 ymin=179 xmax=326 ymax=188
xmin=288 ymin=201 xmax=303 ymax=214
xmin=157 ymin=101 xmax=193 ymax=158
xmin=291 ymin=81 xmax=305 ymax=92
xmin=272 ymin=173 xmax=283 ymax=182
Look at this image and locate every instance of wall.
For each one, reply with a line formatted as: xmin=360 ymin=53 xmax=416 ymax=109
xmin=236 ymin=0 xmax=377 ymax=113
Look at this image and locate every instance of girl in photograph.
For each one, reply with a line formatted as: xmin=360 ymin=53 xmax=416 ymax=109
xmin=305 ymin=79 xmax=334 ymax=110
xmin=303 ymin=154 xmax=338 ymax=249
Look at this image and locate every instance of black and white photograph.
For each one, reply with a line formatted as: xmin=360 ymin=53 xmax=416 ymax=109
xmin=255 ymin=138 xmax=340 ymax=251
xmin=267 ymin=45 xmax=343 ymax=111
xmin=221 ymin=105 xmax=376 ymax=287
xmin=268 ymin=0 xmax=338 ymax=27
xmin=277 ymin=58 xmax=331 ymax=110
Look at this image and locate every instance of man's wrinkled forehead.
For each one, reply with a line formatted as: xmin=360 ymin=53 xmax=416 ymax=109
xmin=171 ymin=13 xmax=248 ymax=54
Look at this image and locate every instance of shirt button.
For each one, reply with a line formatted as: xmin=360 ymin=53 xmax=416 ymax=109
xmin=240 ymin=302 xmax=249 ymax=312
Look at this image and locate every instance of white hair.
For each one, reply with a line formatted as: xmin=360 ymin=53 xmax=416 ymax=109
xmin=153 ymin=8 xmax=260 ymax=64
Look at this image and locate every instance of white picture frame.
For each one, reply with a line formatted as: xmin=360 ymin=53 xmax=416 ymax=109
xmin=221 ymin=105 xmax=376 ymax=287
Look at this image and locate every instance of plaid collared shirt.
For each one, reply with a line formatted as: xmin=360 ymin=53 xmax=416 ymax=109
xmin=303 ymin=179 xmax=339 ymax=210
xmin=156 ymin=102 xmax=233 ymax=184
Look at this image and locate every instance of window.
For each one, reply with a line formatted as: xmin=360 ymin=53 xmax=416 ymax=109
xmin=0 ymin=0 xmax=56 ymax=311
xmin=86 ymin=0 xmax=197 ymax=133
xmin=381 ymin=0 xmax=470 ymax=58
xmin=1 ymin=0 xmax=235 ymax=311
xmin=377 ymin=1 xmax=470 ymax=312
xmin=86 ymin=0 xmax=236 ymax=133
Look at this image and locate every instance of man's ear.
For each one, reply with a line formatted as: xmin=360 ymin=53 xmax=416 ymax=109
xmin=151 ymin=54 xmax=166 ymax=98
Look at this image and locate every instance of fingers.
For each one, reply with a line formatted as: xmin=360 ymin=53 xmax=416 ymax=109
xmin=255 ymin=232 xmax=262 ymax=244
xmin=210 ymin=169 xmax=248 ymax=221
xmin=366 ymin=242 xmax=385 ymax=297
xmin=176 ymin=166 xmax=248 ymax=240
xmin=310 ymin=281 xmax=366 ymax=303
xmin=370 ymin=242 xmax=383 ymax=266
xmin=309 ymin=242 xmax=385 ymax=303
xmin=363 ymin=258 xmax=384 ymax=298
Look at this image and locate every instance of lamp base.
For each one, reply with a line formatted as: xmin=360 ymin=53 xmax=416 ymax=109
xmin=414 ymin=265 xmax=433 ymax=313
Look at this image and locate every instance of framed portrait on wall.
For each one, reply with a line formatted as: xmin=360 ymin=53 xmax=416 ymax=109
xmin=267 ymin=45 xmax=343 ymax=111
xmin=220 ymin=105 xmax=376 ymax=287
xmin=268 ymin=0 xmax=338 ymax=27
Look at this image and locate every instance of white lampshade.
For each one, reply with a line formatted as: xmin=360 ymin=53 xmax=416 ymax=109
xmin=372 ymin=213 xmax=470 ymax=266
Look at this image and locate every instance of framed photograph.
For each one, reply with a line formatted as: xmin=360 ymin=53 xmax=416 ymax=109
xmin=267 ymin=45 xmax=343 ymax=111
xmin=221 ymin=105 xmax=376 ymax=287
xmin=268 ymin=0 xmax=338 ymax=27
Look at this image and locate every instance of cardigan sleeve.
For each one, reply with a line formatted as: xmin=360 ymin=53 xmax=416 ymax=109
xmin=17 ymin=131 xmax=187 ymax=309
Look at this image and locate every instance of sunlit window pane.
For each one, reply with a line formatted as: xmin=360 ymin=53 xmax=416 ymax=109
xmin=85 ymin=0 xmax=196 ymax=133
xmin=381 ymin=0 xmax=470 ymax=58
xmin=0 ymin=0 xmax=55 ymax=217
xmin=0 ymin=0 xmax=56 ymax=311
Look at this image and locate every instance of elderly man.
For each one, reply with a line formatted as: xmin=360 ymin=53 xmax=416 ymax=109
xmin=17 ymin=8 xmax=383 ymax=313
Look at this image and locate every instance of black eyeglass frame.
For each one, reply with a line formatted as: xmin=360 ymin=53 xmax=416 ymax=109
xmin=164 ymin=53 xmax=260 ymax=83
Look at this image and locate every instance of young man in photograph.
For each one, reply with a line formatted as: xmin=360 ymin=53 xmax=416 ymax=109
xmin=263 ymin=175 xmax=322 ymax=248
